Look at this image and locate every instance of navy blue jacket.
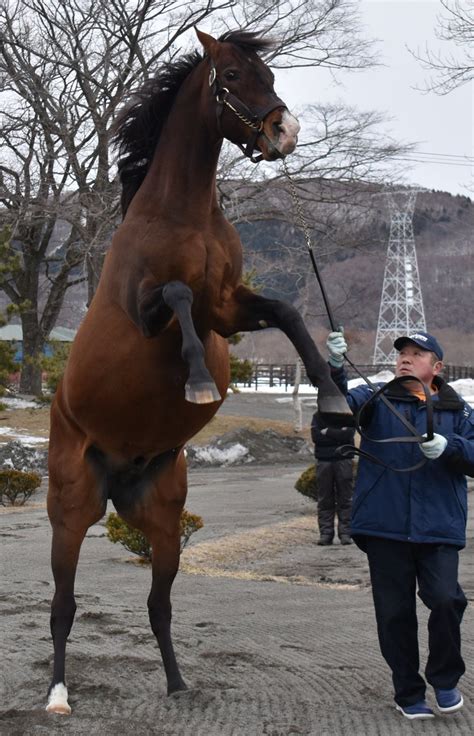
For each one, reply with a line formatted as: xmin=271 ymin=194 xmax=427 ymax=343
xmin=331 ymin=367 xmax=474 ymax=549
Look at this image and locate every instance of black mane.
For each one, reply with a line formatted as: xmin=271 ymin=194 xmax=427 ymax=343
xmin=113 ymin=31 xmax=274 ymax=214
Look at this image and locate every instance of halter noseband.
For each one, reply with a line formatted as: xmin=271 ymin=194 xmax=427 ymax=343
xmin=208 ymin=60 xmax=286 ymax=163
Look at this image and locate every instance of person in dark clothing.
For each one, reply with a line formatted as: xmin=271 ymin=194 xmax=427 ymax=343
xmin=326 ymin=329 xmax=474 ymax=720
xmin=311 ymin=412 xmax=355 ymax=545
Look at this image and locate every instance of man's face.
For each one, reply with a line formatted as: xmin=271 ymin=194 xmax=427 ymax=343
xmin=395 ymin=343 xmax=443 ymax=385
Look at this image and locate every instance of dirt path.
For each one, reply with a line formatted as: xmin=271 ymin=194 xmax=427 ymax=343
xmin=1 ymin=464 xmax=473 ymax=735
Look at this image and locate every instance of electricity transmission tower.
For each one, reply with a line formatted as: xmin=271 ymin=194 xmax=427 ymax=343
xmin=373 ymin=189 xmax=426 ymax=365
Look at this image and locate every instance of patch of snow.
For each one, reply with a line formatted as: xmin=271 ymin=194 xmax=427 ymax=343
xmin=192 ymin=443 xmax=250 ymax=466
xmin=187 ymin=429 xmax=312 ymax=468
xmin=449 ymin=378 xmax=474 ymax=397
xmin=2 ymin=396 xmax=41 ymax=410
xmin=233 ymin=384 xmax=317 ymax=395
xmin=233 ymin=370 xmax=397 ymax=395
xmin=0 ymin=427 xmax=47 ymax=445
xmin=233 ymin=371 xmax=474 ymax=408
xmin=275 ymin=396 xmax=317 ymax=405
xmin=0 ymin=440 xmax=48 ymax=473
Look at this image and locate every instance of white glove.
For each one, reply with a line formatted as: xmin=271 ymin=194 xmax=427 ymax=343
xmin=326 ymin=331 xmax=347 ymax=367
xmin=420 ymin=433 xmax=448 ymax=459
xmin=321 ymin=427 xmax=350 ymax=435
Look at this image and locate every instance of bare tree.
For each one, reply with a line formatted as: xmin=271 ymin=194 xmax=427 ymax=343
xmin=411 ymin=0 xmax=474 ymax=94
xmin=0 ymin=0 xmax=394 ymax=392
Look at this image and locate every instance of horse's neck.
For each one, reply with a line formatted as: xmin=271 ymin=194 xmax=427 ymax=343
xmin=132 ymin=74 xmax=221 ymax=222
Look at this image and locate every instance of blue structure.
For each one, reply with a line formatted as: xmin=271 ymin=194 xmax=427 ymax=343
xmin=0 ymin=325 xmax=76 ymax=362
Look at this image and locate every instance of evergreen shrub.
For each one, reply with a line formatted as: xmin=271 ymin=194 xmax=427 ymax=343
xmin=41 ymin=341 xmax=71 ymax=394
xmin=295 ymin=464 xmax=318 ymax=501
xmin=0 ymin=469 xmax=42 ymax=506
xmin=105 ymin=509 xmax=204 ymax=561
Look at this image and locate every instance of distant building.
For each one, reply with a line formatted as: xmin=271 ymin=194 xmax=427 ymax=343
xmin=0 ymin=325 xmax=76 ymax=362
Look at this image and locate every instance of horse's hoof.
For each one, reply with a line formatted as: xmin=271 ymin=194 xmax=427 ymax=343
xmin=317 ymin=392 xmax=353 ymax=422
xmin=185 ymin=382 xmax=221 ymax=404
xmin=168 ymin=680 xmax=188 ymax=695
xmin=46 ymin=684 xmax=71 ymax=715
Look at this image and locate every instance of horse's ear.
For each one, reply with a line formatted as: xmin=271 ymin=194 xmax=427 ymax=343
xmin=195 ymin=28 xmax=220 ymax=57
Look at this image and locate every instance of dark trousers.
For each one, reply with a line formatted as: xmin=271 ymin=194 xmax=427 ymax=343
xmin=364 ymin=536 xmax=467 ymax=706
xmin=316 ymin=458 xmax=353 ymax=539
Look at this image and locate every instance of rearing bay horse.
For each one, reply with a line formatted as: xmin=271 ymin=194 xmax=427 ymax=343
xmin=46 ymin=28 xmax=350 ymax=715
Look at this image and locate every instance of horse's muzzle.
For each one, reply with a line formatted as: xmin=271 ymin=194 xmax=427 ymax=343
xmin=259 ymin=109 xmax=300 ymax=160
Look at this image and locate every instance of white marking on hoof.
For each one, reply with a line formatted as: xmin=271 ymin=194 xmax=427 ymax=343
xmin=46 ymin=683 xmax=71 ymax=715
xmin=185 ymin=381 xmax=221 ymax=404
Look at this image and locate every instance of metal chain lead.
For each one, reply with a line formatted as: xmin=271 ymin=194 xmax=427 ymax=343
xmin=282 ymin=159 xmax=313 ymax=253
xmin=282 ymin=158 xmax=337 ymax=328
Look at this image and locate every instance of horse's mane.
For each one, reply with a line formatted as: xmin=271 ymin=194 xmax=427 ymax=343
xmin=113 ymin=31 xmax=274 ymax=215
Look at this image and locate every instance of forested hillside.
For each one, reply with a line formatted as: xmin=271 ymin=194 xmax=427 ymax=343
xmin=233 ymin=186 xmax=473 ymax=365
xmin=5 ymin=185 xmax=469 ymax=366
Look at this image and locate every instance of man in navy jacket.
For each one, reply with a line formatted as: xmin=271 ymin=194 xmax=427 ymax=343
xmin=326 ymin=330 xmax=474 ymax=720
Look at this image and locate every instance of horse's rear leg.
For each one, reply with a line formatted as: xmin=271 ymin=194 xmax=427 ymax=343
xmin=117 ymin=454 xmax=188 ymax=694
xmin=46 ymin=488 xmax=105 ymax=714
xmin=46 ymin=519 xmax=87 ymax=714
xmin=148 ymin=524 xmax=187 ymax=695
xmin=46 ymin=418 xmax=106 ymax=714
xmin=162 ymin=281 xmax=221 ymax=404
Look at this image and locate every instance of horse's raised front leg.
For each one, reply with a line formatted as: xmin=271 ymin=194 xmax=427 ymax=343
xmin=117 ymin=452 xmax=188 ymax=695
xmin=138 ymin=279 xmax=220 ymax=405
xmin=217 ymin=285 xmax=351 ymax=419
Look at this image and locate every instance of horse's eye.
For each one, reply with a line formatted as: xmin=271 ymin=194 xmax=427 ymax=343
xmin=224 ymin=70 xmax=239 ymax=82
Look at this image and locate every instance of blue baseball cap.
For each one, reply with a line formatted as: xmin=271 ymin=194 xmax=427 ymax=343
xmin=394 ymin=331 xmax=443 ymax=361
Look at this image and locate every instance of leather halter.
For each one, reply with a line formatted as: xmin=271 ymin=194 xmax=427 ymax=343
xmin=208 ymin=60 xmax=286 ymax=163
xmin=337 ymin=375 xmax=434 ymax=473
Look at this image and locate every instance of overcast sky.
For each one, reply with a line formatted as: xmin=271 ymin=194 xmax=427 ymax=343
xmin=277 ymin=0 xmax=473 ymax=197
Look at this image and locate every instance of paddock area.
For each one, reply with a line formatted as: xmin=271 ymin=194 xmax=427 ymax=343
xmin=1 ymin=462 xmax=472 ymax=735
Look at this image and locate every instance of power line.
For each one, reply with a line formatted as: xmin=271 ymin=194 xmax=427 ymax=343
xmin=392 ymin=156 xmax=472 ymax=167
xmin=391 ymin=150 xmax=473 ymax=167
xmin=414 ymin=152 xmax=473 ymax=160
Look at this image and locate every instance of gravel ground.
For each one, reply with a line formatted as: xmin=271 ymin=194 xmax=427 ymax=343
xmin=0 ymin=461 xmax=473 ymax=736
xmin=218 ymin=392 xmax=318 ymax=425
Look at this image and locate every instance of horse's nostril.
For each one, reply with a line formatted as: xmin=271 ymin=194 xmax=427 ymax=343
xmin=273 ymin=121 xmax=284 ymax=136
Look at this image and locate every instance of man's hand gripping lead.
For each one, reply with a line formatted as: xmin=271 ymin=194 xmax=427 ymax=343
xmin=326 ymin=330 xmax=347 ymax=368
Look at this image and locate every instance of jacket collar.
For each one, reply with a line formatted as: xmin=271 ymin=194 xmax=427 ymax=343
xmin=385 ymin=375 xmax=464 ymax=410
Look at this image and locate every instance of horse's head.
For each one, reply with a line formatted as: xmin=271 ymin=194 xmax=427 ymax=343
xmin=196 ymin=29 xmax=299 ymax=162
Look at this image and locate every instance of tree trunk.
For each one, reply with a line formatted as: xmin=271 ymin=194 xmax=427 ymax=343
xmin=292 ymin=358 xmax=303 ymax=433
xmin=19 ymin=316 xmax=44 ymax=395
xmin=19 ymin=356 xmax=43 ymax=395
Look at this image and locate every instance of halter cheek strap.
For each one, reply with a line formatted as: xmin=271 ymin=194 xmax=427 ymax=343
xmin=208 ymin=61 xmax=286 ymax=162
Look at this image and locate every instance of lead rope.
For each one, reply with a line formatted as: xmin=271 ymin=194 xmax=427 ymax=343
xmin=282 ymin=160 xmax=432 ymax=472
